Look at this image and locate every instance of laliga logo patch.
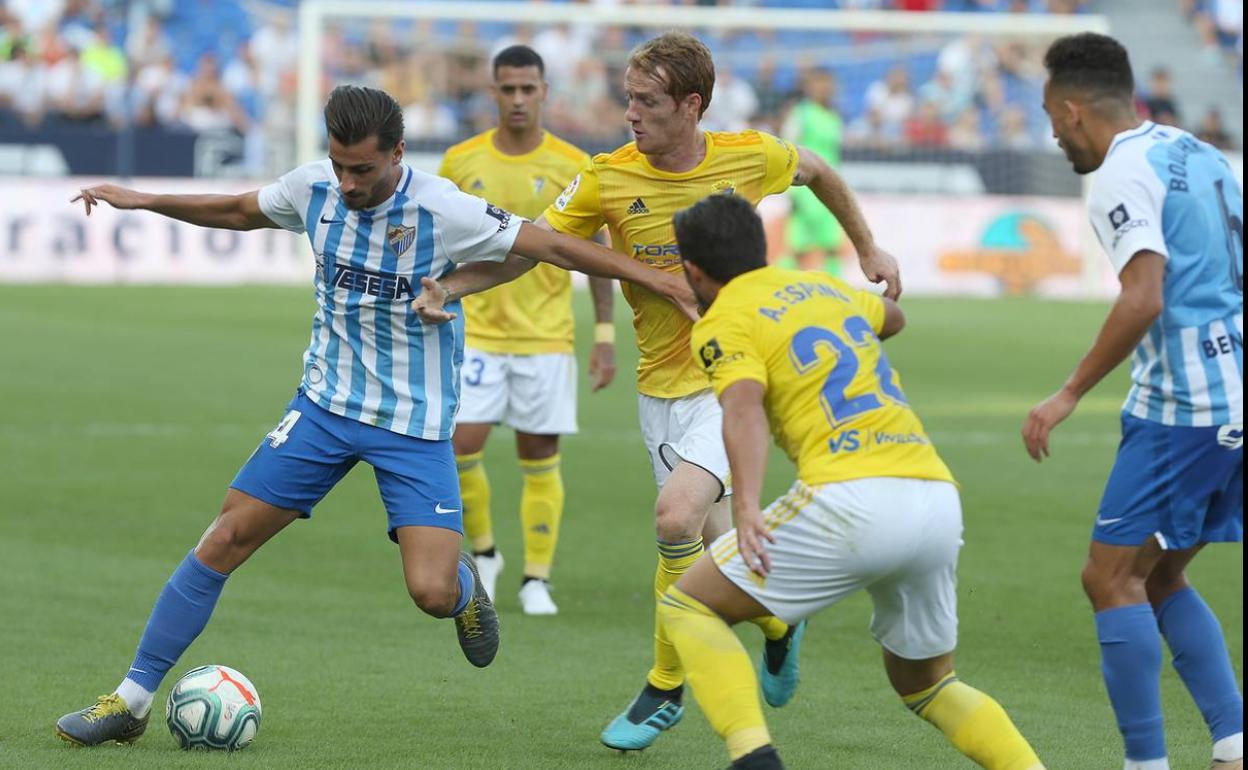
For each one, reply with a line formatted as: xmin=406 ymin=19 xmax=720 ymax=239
xmin=554 ymin=174 xmax=580 ymax=211
xmin=699 ymin=338 xmax=724 ymax=369
xmin=387 ymin=224 xmax=416 ymax=257
xmin=1108 ymin=203 xmax=1130 ymax=230
xmin=1217 ymin=424 xmax=1243 ymax=450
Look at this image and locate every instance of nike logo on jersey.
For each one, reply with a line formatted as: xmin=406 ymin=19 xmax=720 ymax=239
xmin=627 ymin=197 xmax=650 ymax=215
xmin=1095 ymin=516 xmax=1125 ymax=526
xmin=320 ymin=214 xmax=348 ymax=225
xmin=435 ymin=503 xmax=459 ymax=515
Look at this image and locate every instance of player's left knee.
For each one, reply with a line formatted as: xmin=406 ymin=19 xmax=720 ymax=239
xmin=406 ymin=575 xmax=459 ymax=617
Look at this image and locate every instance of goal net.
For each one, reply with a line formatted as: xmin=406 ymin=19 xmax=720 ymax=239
xmin=296 ymin=2 xmax=1113 ymax=298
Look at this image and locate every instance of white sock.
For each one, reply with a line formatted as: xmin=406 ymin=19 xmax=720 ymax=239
xmin=1124 ymin=759 xmax=1170 ymax=770
xmin=115 ymin=678 xmax=155 ymax=719
xmin=1213 ymin=732 xmax=1244 ymax=762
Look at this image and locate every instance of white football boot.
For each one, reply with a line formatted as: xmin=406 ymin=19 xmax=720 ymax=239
xmin=518 ymin=579 xmax=558 ymax=616
xmin=474 ymin=551 xmax=504 ymax=601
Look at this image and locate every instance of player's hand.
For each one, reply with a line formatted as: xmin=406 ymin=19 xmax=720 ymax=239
xmin=71 ymin=184 xmax=146 ymax=216
xmin=657 ymin=273 xmax=701 ymax=322
xmin=589 ymin=342 xmax=616 ymax=392
xmin=734 ymin=502 xmax=776 ymax=578
xmin=858 ymin=246 xmax=902 ymax=301
xmin=1022 ymin=387 xmax=1079 ymax=462
xmin=410 ymin=276 xmax=457 ymax=324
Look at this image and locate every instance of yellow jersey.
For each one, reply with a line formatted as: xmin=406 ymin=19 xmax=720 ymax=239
xmin=690 ymin=266 xmax=954 ymax=486
xmin=439 ymin=129 xmax=589 ymax=354
xmin=544 ymin=130 xmax=798 ymax=398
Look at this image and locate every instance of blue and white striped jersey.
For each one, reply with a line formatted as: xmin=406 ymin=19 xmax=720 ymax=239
xmin=259 ymin=161 xmax=522 ymax=440
xmin=1089 ymin=122 xmax=1244 ymax=427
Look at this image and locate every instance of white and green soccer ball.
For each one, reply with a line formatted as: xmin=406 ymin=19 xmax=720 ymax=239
xmin=165 ymin=665 xmax=262 ymax=751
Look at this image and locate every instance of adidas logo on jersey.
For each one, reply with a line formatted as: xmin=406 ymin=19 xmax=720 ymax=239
xmin=627 ymin=197 xmax=650 ymax=215
xmin=470 ymin=179 xmax=485 ymax=192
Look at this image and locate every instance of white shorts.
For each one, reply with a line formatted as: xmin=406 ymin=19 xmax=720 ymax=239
xmin=637 ymin=390 xmax=731 ymax=498
xmin=456 ymin=348 xmax=578 ymax=435
xmin=712 ymin=477 xmax=963 ymax=660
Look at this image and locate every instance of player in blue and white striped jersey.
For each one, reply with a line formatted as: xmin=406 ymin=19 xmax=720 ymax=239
xmin=1024 ymin=34 xmax=1242 ymax=770
xmin=54 ymin=85 xmax=695 ymax=748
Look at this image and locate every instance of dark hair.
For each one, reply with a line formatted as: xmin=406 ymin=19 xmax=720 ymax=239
xmin=1044 ymin=33 xmax=1135 ymax=104
xmin=493 ymin=45 xmax=544 ymax=78
xmin=674 ymin=194 xmax=767 ymax=284
xmin=323 ymin=85 xmax=404 ymax=151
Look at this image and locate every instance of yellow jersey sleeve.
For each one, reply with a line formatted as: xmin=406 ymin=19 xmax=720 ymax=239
xmin=692 ymin=312 xmax=768 ymax=398
xmin=760 ymin=132 xmax=799 ymax=198
xmin=542 ymin=160 xmax=605 ymax=238
xmin=849 ymin=288 xmax=886 ymax=335
xmin=436 ymin=153 xmax=453 ymax=181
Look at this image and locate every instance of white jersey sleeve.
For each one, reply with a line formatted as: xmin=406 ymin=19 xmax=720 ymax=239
xmin=422 ymin=175 xmax=523 ymax=265
xmin=1088 ymin=150 xmax=1170 ymax=274
xmin=257 ymin=161 xmax=331 ymax=234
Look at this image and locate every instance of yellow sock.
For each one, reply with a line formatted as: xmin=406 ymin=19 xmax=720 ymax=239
xmin=748 ymin=615 xmax=789 ymax=642
xmin=518 ymin=454 xmax=563 ymax=580
xmin=659 ymin=586 xmax=771 ymax=761
xmin=646 ymin=538 xmax=703 ymax=691
xmin=903 ymin=673 xmax=1045 ymax=770
xmin=456 ymin=452 xmax=493 ymax=553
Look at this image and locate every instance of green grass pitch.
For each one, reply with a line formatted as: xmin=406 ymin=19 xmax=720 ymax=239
xmin=0 ymin=285 xmax=1240 ymax=769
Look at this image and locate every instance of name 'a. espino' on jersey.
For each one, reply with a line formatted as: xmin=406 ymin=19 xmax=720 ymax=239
xmin=1088 ymin=122 xmax=1244 ymax=427
xmin=258 ymin=160 xmax=522 ymax=440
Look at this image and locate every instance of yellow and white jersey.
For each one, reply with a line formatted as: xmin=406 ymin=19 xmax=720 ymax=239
xmin=690 ymin=266 xmax=954 ymax=486
xmin=543 ymin=130 xmax=798 ymax=398
xmin=439 ymin=130 xmax=588 ymax=355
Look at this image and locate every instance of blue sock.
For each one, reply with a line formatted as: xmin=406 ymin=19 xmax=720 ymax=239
xmin=125 ymin=551 xmax=228 ymax=692
xmin=1096 ymin=603 xmax=1167 ymax=761
xmin=451 ymin=560 xmax=474 ymax=616
xmin=1156 ymin=587 xmax=1244 ymax=742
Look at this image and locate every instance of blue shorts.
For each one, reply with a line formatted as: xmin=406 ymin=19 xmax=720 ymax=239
xmin=231 ymin=392 xmax=462 ymax=542
xmin=1095 ymin=413 xmax=1243 ymax=550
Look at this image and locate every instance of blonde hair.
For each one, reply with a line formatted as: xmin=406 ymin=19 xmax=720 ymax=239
xmin=627 ymin=31 xmax=715 ymax=118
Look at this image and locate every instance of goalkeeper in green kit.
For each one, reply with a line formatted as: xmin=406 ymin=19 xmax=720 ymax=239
xmin=782 ymin=67 xmax=844 ymax=274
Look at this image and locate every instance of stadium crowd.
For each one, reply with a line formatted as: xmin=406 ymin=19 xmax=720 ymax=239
xmin=0 ymin=0 xmax=1236 ymax=177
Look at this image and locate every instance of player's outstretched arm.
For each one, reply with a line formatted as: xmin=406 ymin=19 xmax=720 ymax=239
xmin=1022 ymin=251 xmax=1165 ymax=462
xmin=719 ymin=380 xmax=775 ymax=577
xmin=71 ymin=185 xmax=277 ymax=231
xmin=792 ymin=147 xmax=902 ymax=300
xmin=510 ymin=221 xmax=698 ymax=319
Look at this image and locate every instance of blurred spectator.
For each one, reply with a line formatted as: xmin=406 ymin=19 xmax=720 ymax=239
xmin=1195 ymin=106 xmax=1234 ymax=149
xmin=0 ymin=40 xmax=46 ymax=125
xmin=177 ymin=53 xmax=249 ymax=133
xmin=702 ymin=67 xmax=759 ymax=132
xmin=864 ymin=66 xmax=914 ymax=138
xmin=1144 ymin=67 xmax=1181 ymax=126
xmin=904 ymin=101 xmax=948 ymax=147
xmin=948 ymin=109 xmax=987 ymax=151
xmin=130 ymin=53 xmax=183 ymax=127
xmin=997 ymin=105 xmax=1034 ymax=149
xmin=44 ymin=46 xmax=106 ymax=123
xmin=846 ymin=106 xmax=899 ymax=148
xmin=403 ymin=91 xmax=458 ymax=142
xmin=1189 ymin=0 xmax=1243 ymax=64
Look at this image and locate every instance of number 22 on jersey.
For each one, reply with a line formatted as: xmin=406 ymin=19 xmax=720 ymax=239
xmin=789 ymin=318 xmax=906 ymax=451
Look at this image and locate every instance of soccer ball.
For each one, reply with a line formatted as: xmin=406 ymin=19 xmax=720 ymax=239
xmin=165 ymin=665 xmax=262 ymax=750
